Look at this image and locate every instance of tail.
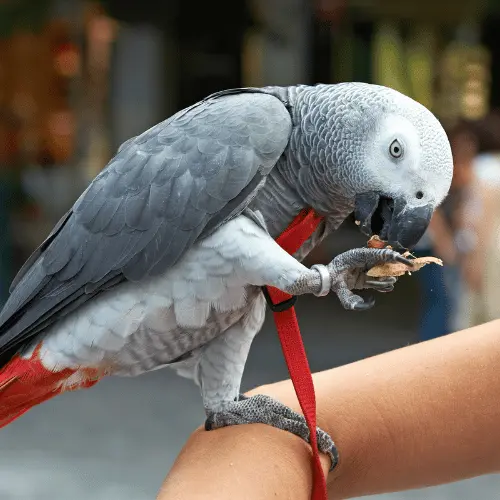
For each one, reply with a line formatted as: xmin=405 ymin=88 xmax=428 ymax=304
xmin=0 ymin=344 xmax=103 ymax=428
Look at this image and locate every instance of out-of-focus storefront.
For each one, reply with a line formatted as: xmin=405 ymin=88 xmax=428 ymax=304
xmin=312 ymin=0 xmax=493 ymax=127
xmin=0 ymin=0 xmax=118 ymax=301
xmin=0 ymin=0 xmax=80 ymax=300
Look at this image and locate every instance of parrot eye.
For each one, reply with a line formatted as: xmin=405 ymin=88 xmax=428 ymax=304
xmin=389 ymin=139 xmax=403 ymax=159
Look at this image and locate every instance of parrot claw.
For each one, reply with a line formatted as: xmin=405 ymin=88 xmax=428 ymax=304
xmin=352 ymin=295 xmax=376 ymax=310
xmin=204 ymin=394 xmax=338 ymax=472
xmin=326 ymin=247 xmax=406 ymax=311
xmin=397 ymin=255 xmax=413 ymax=266
xmin=365 ymin=277 xmax=397 ymax=288
xmin=364 ymin=277 xmax=397 ymax=292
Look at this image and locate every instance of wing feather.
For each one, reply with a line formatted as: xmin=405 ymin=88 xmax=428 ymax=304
xmin=0 ymin=89 xmax=292 ymax=365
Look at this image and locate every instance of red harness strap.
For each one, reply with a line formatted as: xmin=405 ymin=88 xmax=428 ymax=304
xmin=264 ymin=208 xmax=327 ymax=500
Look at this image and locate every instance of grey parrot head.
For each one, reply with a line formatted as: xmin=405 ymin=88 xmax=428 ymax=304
xmin=295 ymin=82 xmax=453 ymax=250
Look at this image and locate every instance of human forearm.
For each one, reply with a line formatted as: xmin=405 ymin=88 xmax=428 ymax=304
xmin=158 ymin=423 xmax=330 ymax=500
xmin=159 ymin=320 xmax=500 ymax=499
xmin=302 ymin=319 xmax=500 ymax=497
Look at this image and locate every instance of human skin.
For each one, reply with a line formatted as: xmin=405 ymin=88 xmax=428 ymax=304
xmin=158 ymin=320 xmax=500 ymax=499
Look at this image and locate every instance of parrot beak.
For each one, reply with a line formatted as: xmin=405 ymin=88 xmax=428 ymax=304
xmin=386 ymin=197 xmax=433 ymax=250
xmin=354 ymin=192 xmax=433 ymax=250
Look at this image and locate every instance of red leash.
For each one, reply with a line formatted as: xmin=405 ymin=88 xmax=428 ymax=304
xmin=264 ymin=208 xmax=328 ymax=500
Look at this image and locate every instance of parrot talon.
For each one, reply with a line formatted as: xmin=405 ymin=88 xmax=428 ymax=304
xmin=395 ymin=254 xmax=414 ymax=266
xmin=204 ymin=394 xmax=338 ymax=471
xmin=365 ymin=278 xmax=396 ymax=288
xmin=352 ymin=296 xmax=375 ymax=310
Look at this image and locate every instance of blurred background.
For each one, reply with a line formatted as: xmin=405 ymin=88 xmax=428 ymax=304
xmin=0 ymin=0 xmax=500 ymax=498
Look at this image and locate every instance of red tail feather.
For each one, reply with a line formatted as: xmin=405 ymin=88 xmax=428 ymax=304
xmin=0 ymin=344 xmax=102 ymax=428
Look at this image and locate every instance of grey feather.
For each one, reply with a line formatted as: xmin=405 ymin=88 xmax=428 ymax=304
xmin=8 ymin=209 xmax=72 ymax=293
xmin=0 ymin=88 xmax=292 ymax=364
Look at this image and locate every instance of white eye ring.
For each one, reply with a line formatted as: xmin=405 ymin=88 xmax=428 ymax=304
xmin=389 ymin=139 xmax=403 ymax=159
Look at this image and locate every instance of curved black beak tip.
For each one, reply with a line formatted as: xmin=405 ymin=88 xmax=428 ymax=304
xmin=387 ymin=203 xmax=434 ymax=251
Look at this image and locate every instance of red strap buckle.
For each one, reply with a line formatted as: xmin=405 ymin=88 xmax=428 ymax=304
xmin=261 ymin=286 xmax=297 ymax=312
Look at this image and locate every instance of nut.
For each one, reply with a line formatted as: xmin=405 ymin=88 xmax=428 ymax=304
xmin=367 ymin=256 xmax=443 ymax=277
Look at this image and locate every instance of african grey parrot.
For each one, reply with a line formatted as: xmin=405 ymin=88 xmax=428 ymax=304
xmin=0 ymin=83 xmax=452 ymax=467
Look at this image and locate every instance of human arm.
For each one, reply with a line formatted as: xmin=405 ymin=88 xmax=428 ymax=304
xmin=158 ymin=319 xmax=500 ymax=499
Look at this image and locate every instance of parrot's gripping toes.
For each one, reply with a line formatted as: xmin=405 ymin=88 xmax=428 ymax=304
xmin=313 ymin=247 xmax=413 ymax=311
xmin=205 ymin=394 xmax=339 ymax=471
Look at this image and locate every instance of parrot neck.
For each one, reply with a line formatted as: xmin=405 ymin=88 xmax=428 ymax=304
xmin=250 ymin=162 xmax=343 ymax=262
xmin=250 ymin=164 xmax=307 ymax=238
xmin=251 ymin=84 xmax=357 ymax=259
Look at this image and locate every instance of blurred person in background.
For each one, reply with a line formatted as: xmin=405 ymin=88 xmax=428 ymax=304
xmin=413 ymin=122 xmax=478 ymax=340
xmin=458 ymin=111 xmax=500 ymax=328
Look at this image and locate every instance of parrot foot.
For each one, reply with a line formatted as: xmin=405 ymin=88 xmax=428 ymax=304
xmin=325 ymin=247 xmax=412 ymax=311
xmin=204 ymin=393 xmax=338 ymax=471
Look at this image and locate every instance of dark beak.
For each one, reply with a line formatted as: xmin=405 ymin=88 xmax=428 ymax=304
xmin=354 ymin=192 xmax=434 ymax=250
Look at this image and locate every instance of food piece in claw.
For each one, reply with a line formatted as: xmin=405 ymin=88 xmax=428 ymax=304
xmin=367 ymin=256 xmax=443 ymax=277
xmin=366 ymin=235 xmax=443 ymax=277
